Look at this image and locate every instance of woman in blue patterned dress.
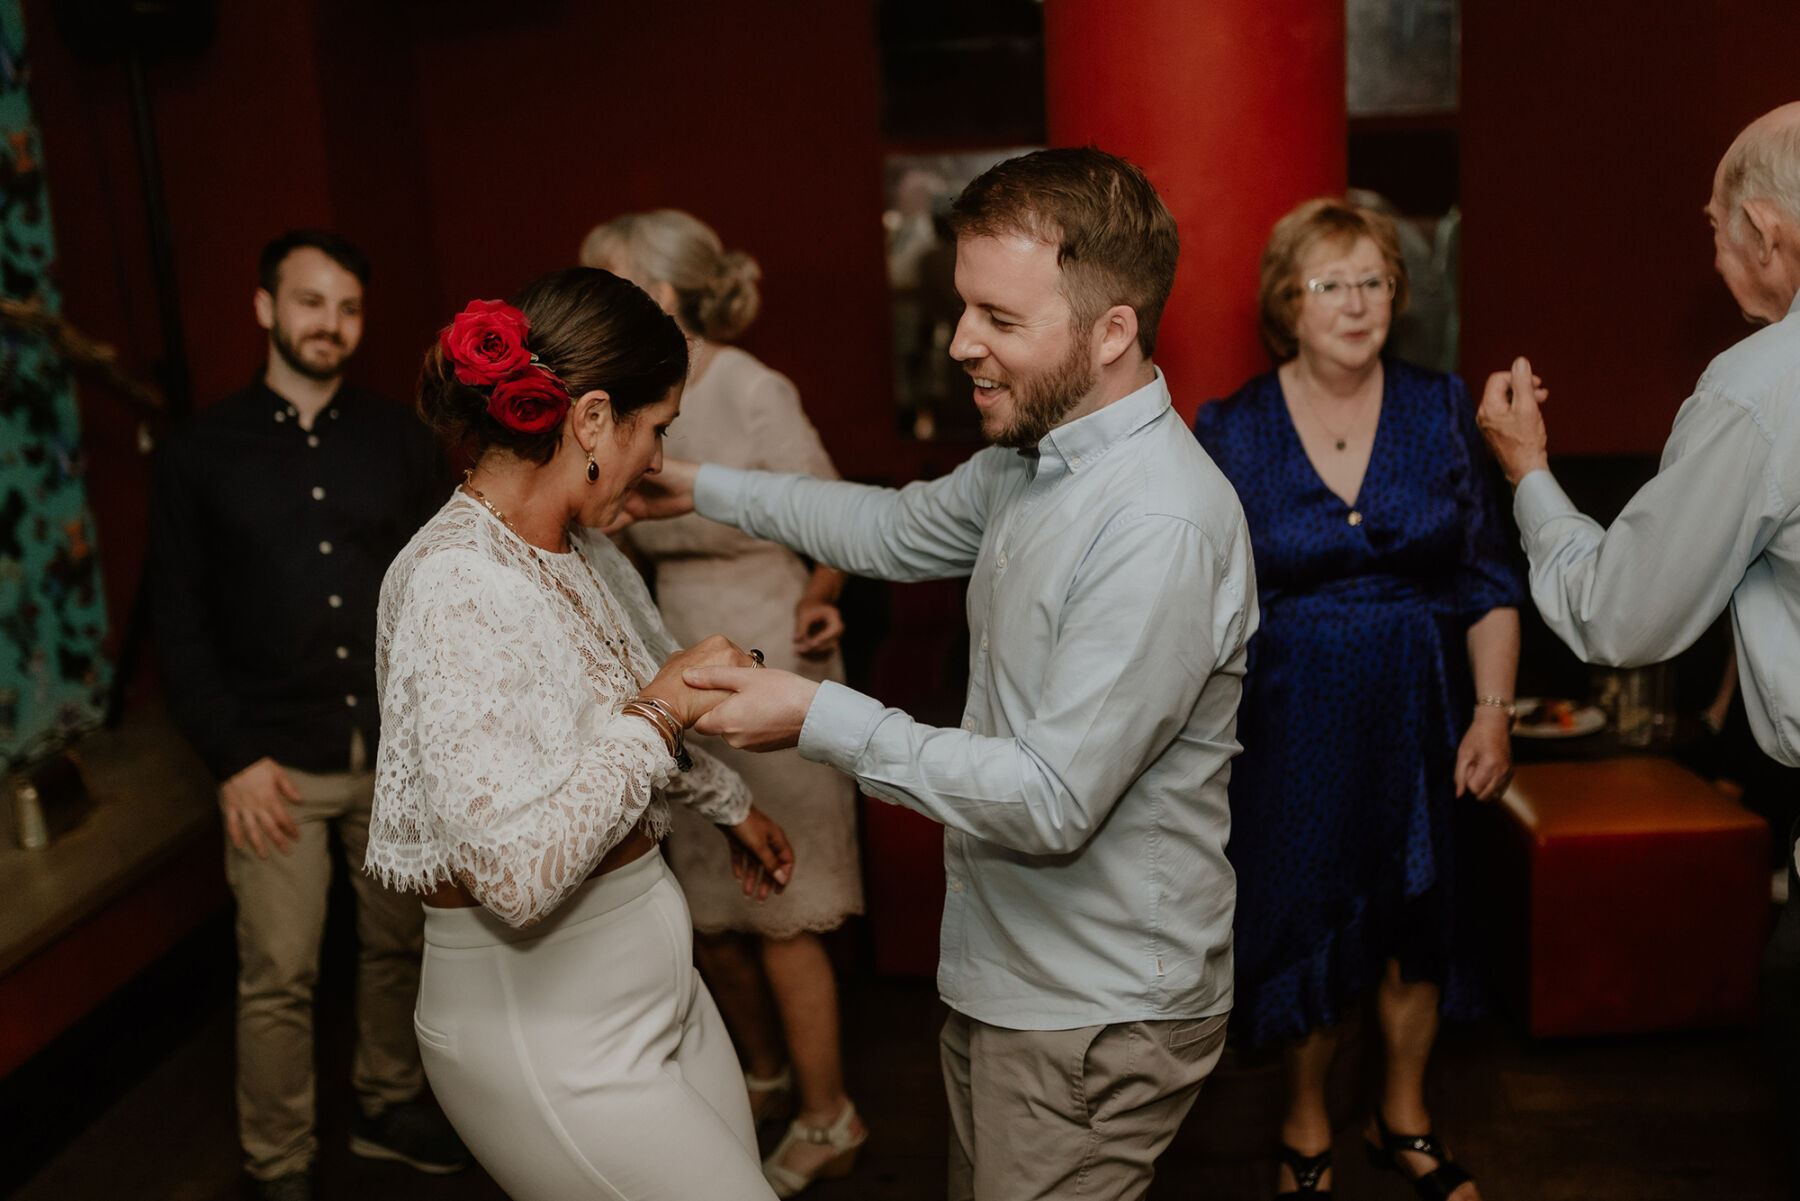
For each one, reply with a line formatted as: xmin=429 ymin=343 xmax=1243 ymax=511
xmin=1193 ymin=199 xmax=1528 ymax=1201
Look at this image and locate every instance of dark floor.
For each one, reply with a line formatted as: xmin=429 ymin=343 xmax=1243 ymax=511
xmin=2 ymin=908 xmax=1788 ymax=1201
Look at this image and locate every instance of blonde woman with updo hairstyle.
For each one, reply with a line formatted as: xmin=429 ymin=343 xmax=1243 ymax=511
xmin=582 ymin=211 xmax=867 ymax=1197
xmin=1193 ymin=199 xmax=1527 ymax=1201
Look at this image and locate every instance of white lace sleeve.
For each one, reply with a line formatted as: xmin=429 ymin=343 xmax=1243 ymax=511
xmin=667 ymin=742 xmax=753 ymax=825
xmin=575 ymin=528 xmax=754 ymax=826
xmin=372 ymin=548 xmax=678 ymax=927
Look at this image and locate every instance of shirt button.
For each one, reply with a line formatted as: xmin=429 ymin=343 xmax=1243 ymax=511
xmin=979 ymin=634 xmax=989 ymax=653
xmin=336 ymin=646 xmax=349 ymax=660
xmin=948 ymin=878 xmax=964 ymax=893
xmin=996 ymin=553 xmax=1008 ymax=569
xmin=1347 ymin=510 xmax=1363 ymax=527
xmin=328 ymin=409 xmax=339 ymax=420
xmin=312 ymin=486 xmax=325 ymax=501
xmin=1070 ymin=455 xmax=1082 ymax=469
xmin=307 ymin=434 xmax=320 ymax=448
xmin=345 ymin=695 xmax=358 ymax=708
xmin=328 ymin=594 xmax=343 ymax=608
xmin=318 ymin=540 xmax=333 ymax=554
xmin=273 ymin=411 xmax=286 ymax=423
xmin=961 ymin=717 xmax=976 ymax=731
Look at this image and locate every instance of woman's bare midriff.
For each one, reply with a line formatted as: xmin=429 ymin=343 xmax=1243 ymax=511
xmin=421 ymin=826 xmax=659 ymax=909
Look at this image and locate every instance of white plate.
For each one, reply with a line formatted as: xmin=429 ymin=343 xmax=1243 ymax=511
xmin=1512 ymin=697 xmax=1606 ymax=739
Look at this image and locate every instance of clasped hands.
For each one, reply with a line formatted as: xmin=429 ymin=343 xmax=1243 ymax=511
xmin=638 ymin=633 xmax=821 ymax=899
xmin=639 ymin=635 xmax=823 ymax=753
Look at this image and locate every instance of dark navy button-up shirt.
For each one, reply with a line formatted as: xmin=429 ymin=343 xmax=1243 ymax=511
xmin=150 ymin=378 xmax=448 ymax=780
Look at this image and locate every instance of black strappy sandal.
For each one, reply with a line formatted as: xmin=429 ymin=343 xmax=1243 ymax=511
xmin=1364 ymin=1112 xmax=1475 ymax=1201
xmin=1276 ymin=1144 xmax=1333 ymax=1198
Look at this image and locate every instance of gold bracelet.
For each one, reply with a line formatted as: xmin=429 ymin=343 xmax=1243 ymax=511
xmin=620 ymin=700 xmax=675 ymax=751
xmin=622 ymin=697 xmax=692 ymax=771
xmin=626 ymin=703 xmax=681 ymax=750
xmin=1475 ymin=695 xmax=1517 ymax=722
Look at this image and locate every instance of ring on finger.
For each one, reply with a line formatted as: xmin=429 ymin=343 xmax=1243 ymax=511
xmin=748 ymin=648 xmax=765 ymax=667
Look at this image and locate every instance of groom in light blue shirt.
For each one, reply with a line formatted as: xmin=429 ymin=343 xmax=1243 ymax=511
xmin=641 ymin=148 xmax=1256 ymax=1200
xmin=1477 ymin=101 xmax=1800 ymax=1192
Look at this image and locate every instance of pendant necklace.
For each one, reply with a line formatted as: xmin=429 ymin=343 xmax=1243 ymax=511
xmin=1288 ymin=378 xmax=1377 ymax=529
xmin=1293 ymin=378 xmax=1376 ymax=452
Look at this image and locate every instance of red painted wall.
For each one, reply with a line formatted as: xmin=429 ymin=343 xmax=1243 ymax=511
xmin=1459 ymin=2 xmax=1800 ymax=456
xmin=28 ymin=2 xmax=895 ymax=644
xmin=37 ymin=1 xmax=1800 ymax=643
xmin=1045 ymin=0 xmax=1347 ymax=422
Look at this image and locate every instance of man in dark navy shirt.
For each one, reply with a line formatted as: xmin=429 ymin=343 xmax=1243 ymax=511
xmin=151 ymin=230 xmax=459 ymax=1201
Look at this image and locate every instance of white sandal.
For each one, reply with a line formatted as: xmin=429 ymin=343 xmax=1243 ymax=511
xmin=761 ymin=1100 xmax=867 ymax=1197
xmin=744 ymin=1066 xmax=792 ymax=1125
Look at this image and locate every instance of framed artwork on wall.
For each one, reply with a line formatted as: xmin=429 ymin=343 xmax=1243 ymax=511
xmin=883 ymin=148 xmax=1039 ymax=442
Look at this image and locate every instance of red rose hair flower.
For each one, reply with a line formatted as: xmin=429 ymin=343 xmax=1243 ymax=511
xmin=440 ymin=299 xmax=533 ymax=386
xmin=487 ymin=367 xmax=569 ymax=434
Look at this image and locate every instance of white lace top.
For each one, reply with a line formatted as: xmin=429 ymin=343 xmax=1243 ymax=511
xmin=366 ymin=492 xmax=752 ymax=927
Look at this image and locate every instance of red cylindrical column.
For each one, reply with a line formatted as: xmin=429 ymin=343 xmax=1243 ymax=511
xmin=1045 ymin=1 xmax=1346 ymax=421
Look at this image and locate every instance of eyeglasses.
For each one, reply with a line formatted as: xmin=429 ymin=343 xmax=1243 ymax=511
xmin=1303 ymin=275 xmax=1396 ymax=307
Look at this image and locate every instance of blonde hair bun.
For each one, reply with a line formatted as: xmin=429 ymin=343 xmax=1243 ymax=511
xmin=578 ymin=209 xmax=762 ymax=341
xmin=699 ymin=249 xmax=761 ymax=341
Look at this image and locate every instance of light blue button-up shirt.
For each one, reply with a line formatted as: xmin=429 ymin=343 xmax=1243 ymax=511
xmin=1514 ymin=290 xmax=1800 ymax=773
xmin=694 ymin=372 xmax=1256 ymax=1029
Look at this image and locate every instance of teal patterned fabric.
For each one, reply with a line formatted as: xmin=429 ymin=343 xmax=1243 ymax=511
xmin=0 ymin=0 xmax=112 ymax=773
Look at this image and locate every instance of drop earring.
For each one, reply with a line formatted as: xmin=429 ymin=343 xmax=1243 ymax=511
xmin=586 ymin=454 xmax=600 ymax=483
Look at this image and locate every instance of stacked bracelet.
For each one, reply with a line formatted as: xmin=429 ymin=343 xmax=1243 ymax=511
xmin=1475 ymin=695 xmax=1517 ymax=722
xmin=622 ymin=695 xmax=693 ymax=772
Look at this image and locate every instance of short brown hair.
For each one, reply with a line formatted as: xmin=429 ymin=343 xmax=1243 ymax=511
xmin=949 ymin=146 xmax=1179 ymax=358
xmin=259 ymin=228 xmax=369 ymax=292
xmin=418 ymin=268 xmax=687 ymax=465
xmin=1257 ymin=198 xmax=1410 ymax=362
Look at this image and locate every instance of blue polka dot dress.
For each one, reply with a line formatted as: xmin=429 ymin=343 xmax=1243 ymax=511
xmin=1193 ymin=359 xmax=1524 ymax=1047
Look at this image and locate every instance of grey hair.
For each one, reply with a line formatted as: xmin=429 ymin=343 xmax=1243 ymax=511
xmin=1722 ymin=114 xmax=1800 ymax=238
xmin=578 ymin=210 xmax=762 ymax=341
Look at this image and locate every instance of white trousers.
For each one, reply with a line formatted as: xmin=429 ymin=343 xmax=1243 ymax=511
xmin=417 ymin=852 xmax=776 ymax=1200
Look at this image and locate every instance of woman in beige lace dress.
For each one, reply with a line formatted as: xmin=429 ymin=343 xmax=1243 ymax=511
xmin=582 ymin=211 xmax=866 ymax=1197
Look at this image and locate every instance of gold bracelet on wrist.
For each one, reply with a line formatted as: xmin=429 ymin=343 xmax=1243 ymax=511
xmin=620 ymin=700 xmax=675 ymax=751
xmin=622 ymin=697 xmax=692 ymax=771
xmin=1474 ymin=695 xmax=1517 ymax=725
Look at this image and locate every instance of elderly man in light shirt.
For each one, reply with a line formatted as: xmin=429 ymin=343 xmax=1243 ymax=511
xmin=1477 ymin=100 xmax=1800 ymax=1190
xmin=630 ymin=147 xmax=1255 ymax=1201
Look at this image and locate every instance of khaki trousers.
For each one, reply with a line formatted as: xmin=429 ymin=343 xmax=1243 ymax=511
xmin=223 ymin=753 xmax=424 ymax=1180
xmin=940 ymin=1008 xmax=1228 ymax=1201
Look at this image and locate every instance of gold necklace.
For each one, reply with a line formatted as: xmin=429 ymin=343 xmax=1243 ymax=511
xmin=461 ymin=474 xmax=628 ymax=658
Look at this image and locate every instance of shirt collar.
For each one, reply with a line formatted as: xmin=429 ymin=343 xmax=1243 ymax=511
xmin=252 ymin=376 xmax=352 ymax=424
xmin=1787 ymin=288 xmax=1800 ymax=319
xmin=1034 ymin=368 xmax=1171 ymax=473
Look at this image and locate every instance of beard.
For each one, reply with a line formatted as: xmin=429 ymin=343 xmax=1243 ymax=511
xmin=980 ymin=335 xmax=1096 ymax=449
xmin=271 ymin=318 xmax=353 ymax=382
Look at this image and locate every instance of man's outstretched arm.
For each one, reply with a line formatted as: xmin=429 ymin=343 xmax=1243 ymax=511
xmin=1478 ymin=356 xmax=1782 ymax=667
xmin=623 ymin=456 xmax=996 ymax=583
xmin=686 ymin=513 xmax=1252 ymax=856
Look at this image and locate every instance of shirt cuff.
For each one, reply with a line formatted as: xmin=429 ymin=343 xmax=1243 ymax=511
xmin=1512 ymin=468 xmax=1580 ymax=542
xmin=202 ymin=735 xmax=264 ymax=785
xmin=694 ymin=463 xmax=752 ymax=526
xmin=797 ymin=679 xmax=887 ymax=771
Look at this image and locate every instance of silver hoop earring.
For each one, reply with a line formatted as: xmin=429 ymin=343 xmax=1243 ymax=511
xmin=586 ymin=454 xmax=599 ymax=483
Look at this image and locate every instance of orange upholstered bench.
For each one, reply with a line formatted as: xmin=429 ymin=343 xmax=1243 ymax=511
xmin=1495 ymin=758 xmax=1770 ymax=1037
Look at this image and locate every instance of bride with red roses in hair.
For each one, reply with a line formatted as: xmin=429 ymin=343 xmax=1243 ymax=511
xmin=366 ymin=268 xmax=795 ymax=1200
